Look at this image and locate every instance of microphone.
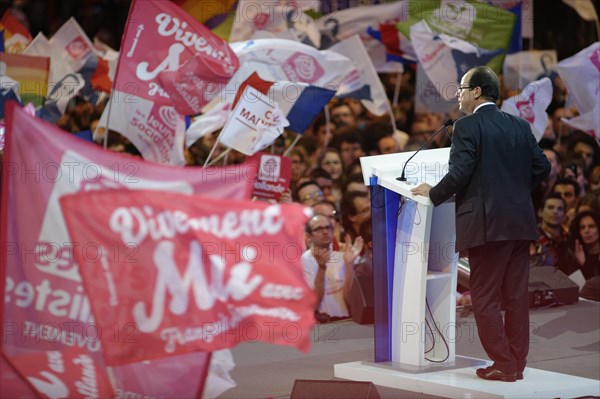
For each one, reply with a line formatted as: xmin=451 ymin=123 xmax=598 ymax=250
xmin=396 ymin=119 xmax=454 ymax=182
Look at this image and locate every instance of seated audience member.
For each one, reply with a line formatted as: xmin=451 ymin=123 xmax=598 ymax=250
xmin=302 ymin=215 xmax=363 ymax=323
xmin=319 ymin=148 xmax=344 ymax=182
xmin=376 ymin=131 xmax=401 ymax=154
xmin=566 ymin=131 xmax=599 ymax=172
xmin=576 ymin=192 xmax=600 ymax=214
xmin=542 ymin=148 xmax=562 ymax=196
xmin=343 ymin=173 xmax=369 ymax=196
xmin=345 ymin=159 xmax=362 ymax=177
xmin=330 ymin=99 xmax=357 ymax=128
xmin=570 ymin=210 xmax=600 ymax=281
xmin=532 ymin=147 xmax=562 ymax=212
xmin=547 ymin=103 xmax=575 ymax=148
xmin=345 ymin=98 xmax=371 ymax=129
xmin=409 ymin=114 xmax=434 ymax=144
xmin=561 ymin=159 xmax=588 ymax=199
xmin=309 ymin=168 xmax=339 ymax=207
xmin=289 ymin=147 xmax=310 ymax=193
xmin=552 ymin=177 xmax=580 ymax=214
xmin=340 ymin=191 xmax=371 ymax=241
xmin=311 ymin=113 xmax=336 ymax=149
xmin=590 ymin=166 xmax=600 ymax=194
xmin=294 ymin=181 xmax=324 ymax=207
xmin=354 ymin=219 xmax=373 ymax=277
xmin=334 ymin=128 xmax=365 ymax=171
xmin=531 ymin=193 xmax=578 ymax=273
xmin=312 ymin=200 xmax=343 ymax=251
xmin=364 ymin=117 xmax=409 ymax=155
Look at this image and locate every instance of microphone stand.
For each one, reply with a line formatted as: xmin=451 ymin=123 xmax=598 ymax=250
xmin=396 ymin=119 xmax=453 ymax=182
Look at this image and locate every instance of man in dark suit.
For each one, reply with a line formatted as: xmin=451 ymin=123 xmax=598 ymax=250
xmin=411 ymin=66 xmax=550 ymax=382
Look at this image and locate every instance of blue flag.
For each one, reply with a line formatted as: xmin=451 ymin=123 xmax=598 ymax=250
xmin=74 ymin=129 xmax=94 ymax=142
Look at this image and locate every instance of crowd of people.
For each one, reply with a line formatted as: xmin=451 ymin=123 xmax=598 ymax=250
xmin=5 ymin=53 xmax=599 ymax=323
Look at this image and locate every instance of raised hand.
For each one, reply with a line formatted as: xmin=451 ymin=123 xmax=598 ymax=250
xmin=574 ymin=239 xmax=586 ymax=266
xmin=344 ymin=234 xmax=364 ymax=266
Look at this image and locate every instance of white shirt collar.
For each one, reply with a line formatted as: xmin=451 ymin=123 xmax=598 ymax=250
xmin=473 ymin=102 xmax=495 ymax=113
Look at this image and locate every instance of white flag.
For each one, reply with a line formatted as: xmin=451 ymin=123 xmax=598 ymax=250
xmin=316 ymin=2 xmax=409 ymax=72
xmin=230 ymin=1 xmax=321 ymax=47
xmin=556 ymin=42 xmax=600 ymax=115
xmin=411 ymin=21 xmax=504 ymax=101
xmin=502 ymin=50 xmax=558 ymax=90
xmin=501 ymin=77 xmax=553 ymax=142
xmin=219 ymin=86 xmax=289 ymax=155
xmin=330 ymin=35 xmax=391 ymax=116
xmin=229 ymin=38 xmax=355 ymax=88
xmin=47 ymin=18 xmax=96 ymax=84
xmin=562 ymin=102 xmax=600 ymax=145
xmin=23 ymin=32 xmax=51 ymax=57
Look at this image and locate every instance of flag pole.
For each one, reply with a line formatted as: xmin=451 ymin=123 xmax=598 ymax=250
xmin=283 ymin=132 xmax=302 ymax=157
xmin=323 ymin=105 xmax=332 ymax=148
xmin=203 ymin=132 xmax=222 ymax=167
xmin=392 ymin=71 xmax=402 ymax=106
xmin=207 ymin=147 xmax=232 ymax=166
xmin=102 ymin=91 xmax=115 ymax=149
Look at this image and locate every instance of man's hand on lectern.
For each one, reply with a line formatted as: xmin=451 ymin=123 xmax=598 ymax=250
xmin=411 ymin=183 xmax=432 ymax=197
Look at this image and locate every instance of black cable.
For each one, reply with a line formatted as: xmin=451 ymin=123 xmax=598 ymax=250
xmin=424 ymin=318 xmax=435 ymax=354
xmin=396 ymin=195 xmax=404 ymax=218
xmin=424 ymin=298 xmax=450 ymax=363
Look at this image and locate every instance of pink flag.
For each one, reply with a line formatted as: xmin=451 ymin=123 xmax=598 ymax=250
xmin=1 ymin=102 xmax=256 ymax=398
xmin=556 ymin=42 xmax=600 ymax=115
xmin=104 ymin=0 xmax=239 ymax=164
xmin=60 ymin=189 xmax=315 ymax=364
xmin=501 ymin=77 xmax=553 ymax=142
xmin=561 ymin=102 xmax=600 ymax=145
xmin=9 ymin=346 xmax=114 ymax=398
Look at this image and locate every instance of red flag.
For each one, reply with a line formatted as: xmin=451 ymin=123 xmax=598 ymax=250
xmin=8 ymin=347 xmax=114 ymax=399
xmin=60 ymin=189 xmax=315 ymax=364
xmin=103 ymin=0 xmax=239 ymax=164
xmin=0 ymin=9 xmax=32 ymax=53
xmin=90 ymin=57 xmax=113 ymax=93
xmin=0 ymin=103 xmax=256 ymax=398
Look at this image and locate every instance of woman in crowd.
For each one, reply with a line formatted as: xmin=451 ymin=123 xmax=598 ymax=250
xmin=570 ymin=210 xmax=600 ymax=280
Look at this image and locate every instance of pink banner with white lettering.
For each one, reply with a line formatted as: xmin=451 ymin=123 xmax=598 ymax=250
xmin=1 ymin=102 xmax=256 ymax=397
xmin=105 ymin=0 xmax=238 ymax=164
xmin=9 ymin=346 xmax=114 ymax=398
xmin=61 ymin=189 xmax=315 ymax=365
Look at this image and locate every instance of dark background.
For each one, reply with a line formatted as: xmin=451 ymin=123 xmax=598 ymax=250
xmin=1 ymin=0 xmax=598 ymax=61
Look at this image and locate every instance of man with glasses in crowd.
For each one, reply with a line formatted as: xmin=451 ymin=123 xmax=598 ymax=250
xmin=412 ymin=66 xmax=550 ymax=382
xmin=295 ymin=181 xmax=324 ymax=207
xmin=302 ymin=215 xmax=363 ymax=323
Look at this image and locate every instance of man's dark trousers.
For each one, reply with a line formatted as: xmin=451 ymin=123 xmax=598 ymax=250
xmin=469 ymin=240 xmax=530 ymax=374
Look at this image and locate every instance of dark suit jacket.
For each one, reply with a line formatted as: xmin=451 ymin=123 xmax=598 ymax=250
xmin=429 ymin=104 xmax=550 ymax=252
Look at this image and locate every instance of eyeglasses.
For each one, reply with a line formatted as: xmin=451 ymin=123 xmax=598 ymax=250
xmin=302 ymin=190 xmax=324 ymax=202
xmin=311 ymin=225 xmax=333 ymax=233
xmin=457 ymin=85 xmax=475 ymax=91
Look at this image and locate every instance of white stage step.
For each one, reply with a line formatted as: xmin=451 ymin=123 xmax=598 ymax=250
xmin=335 ymin=358 xmax=600 ymax=399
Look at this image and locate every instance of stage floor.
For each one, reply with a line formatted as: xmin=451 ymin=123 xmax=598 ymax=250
xmin=221 ymin=299 xmax=600 ymax=398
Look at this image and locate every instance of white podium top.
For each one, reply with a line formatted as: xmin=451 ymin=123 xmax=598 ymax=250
xmin=360 ymin=148 xmax=451 ymax=206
